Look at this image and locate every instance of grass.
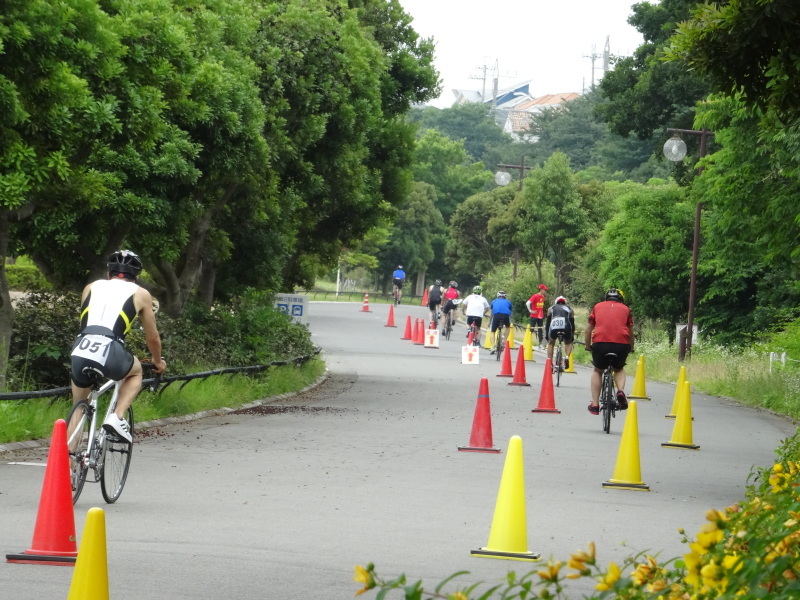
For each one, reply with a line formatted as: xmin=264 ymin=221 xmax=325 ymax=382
xmin=0 ymin=358 xmax=326 ymax=446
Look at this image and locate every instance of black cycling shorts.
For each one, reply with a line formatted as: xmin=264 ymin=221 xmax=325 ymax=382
xmin=70 ymin=336 xmax=134 ymax=388
xmin=428 ymin=300 xmax=441 ymax=312
xmin=547 ymin=329 xmax=574 ymax=344
xmin=442 ymin=299 xmax=457 ymax=314
xmin=392 ymin=278 xmax=404 ymax=289
xmin=491 ymin=314 xmax=511 ymax=332
xmin=466 ymin=315 xmax=483 ymax=329
xmin=590 ymin=342 xmax=631 ymax=371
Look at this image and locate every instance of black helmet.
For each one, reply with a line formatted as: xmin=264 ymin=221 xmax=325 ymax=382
xmin=606 ymin=288 xmax=625 ymax=303
xmin=449 ymin=281 xmax=457 ymax=288
xmin=435 ymin=279 xmax=442 ymax=286
xmin=107 ymin=250 xmax=143 ymax=279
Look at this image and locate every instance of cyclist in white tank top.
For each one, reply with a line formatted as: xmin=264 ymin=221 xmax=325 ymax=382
xmin=70 ymin=250 xmax=166 ymax=442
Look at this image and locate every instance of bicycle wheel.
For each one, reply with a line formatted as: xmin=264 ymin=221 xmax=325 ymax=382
xmin=495 ymin=331 xmax=503 ymax=361
xmin=445 ymin=315 xmax=452 ymax=340
xmin=100 ymin=406 xmax=134 ymax=503
xmin=601 ymin=373 xmax=613 ymax=434
xmin=66 ymin=400 xmax=93 ymax=504
xmin=555 ymin=347 xmax=562 ymax=387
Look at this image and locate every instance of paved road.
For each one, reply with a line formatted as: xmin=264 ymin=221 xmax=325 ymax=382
xmin=1 ymin=301 xmax=796 ymax=599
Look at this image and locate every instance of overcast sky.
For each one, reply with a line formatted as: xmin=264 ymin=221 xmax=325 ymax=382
xmin=397 ymin=0 xmax=645 ymax=108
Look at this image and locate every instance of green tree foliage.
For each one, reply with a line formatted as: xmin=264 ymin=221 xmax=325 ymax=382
xmin=593 ymin=183 xmax=693 ymax=331
xmin=597 ymin=0 xmax=710 ymax=139
xmin=411 ymin=129 xmax=492 ymax=222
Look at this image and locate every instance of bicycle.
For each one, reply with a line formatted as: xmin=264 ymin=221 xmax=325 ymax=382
xmin=552 ymin=332 xmax=565 ymax=387
xmin=467 ymin=320 xmax=481 ymax=347
xmin=392 ymin=284 xmax=401 ymax=306
xmin=494 ymin=327 xmax=505 ymax=362
xmin=599 ymin=353 xmax=618 ymax=434
xmin=66 ymin=364 xmax=161 ymax=503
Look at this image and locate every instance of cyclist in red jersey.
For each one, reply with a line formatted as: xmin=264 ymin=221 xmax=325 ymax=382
xmin=441 ymin=281 xmax=461 ymax=334
xmin=525 ymin=284 xmax=548 ymax=348
xmin=583 ymin=288 xmax=634 ymax=415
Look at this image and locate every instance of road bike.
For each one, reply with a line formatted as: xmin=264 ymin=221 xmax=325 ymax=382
xmin=552 ymin=332 xmax=565 ymax=387
xmin=599 ymin=353 xmax=618 ymax=434
xmin=392 ymin=284 xmax=401 ymax=306
xmin=494 ymin=327 xmax=505 ymax=362
xmin=442 ymin=299 xmax=461 ymax=341
xmin=66 ymin=364 xmax=160 ymax=503
xmin=467 ymin=320 xmax=481 ymax=347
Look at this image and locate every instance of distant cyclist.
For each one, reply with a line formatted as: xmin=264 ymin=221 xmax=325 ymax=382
xmin=427 ymin=279 xmax=445 ymax=329
xmin=392 ymin=265 xmax=406 ymax=304
xmin=526 ymin=284 xmax=548 ymax=348
xmin=461 ymin=285 xmax=490 ymax=345
xmin=584 ymin=288 xmax=633 ymax=415
xmin=441 ymin=281 xmax=461 ymax=334
xmin=489 ymin=291 xmax=513 ymax=354
xmin=70 ymin=250 xmax=167 ymax=443
xmin=545 ymin=296 xmax=575 ymax=368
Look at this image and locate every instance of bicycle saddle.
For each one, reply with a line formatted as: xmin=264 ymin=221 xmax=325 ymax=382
xmin=81 ymin=365 xmax=106 ymax=388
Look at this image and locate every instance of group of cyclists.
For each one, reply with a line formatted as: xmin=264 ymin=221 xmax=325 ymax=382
xmin=398 ymin=265 xmax=634 ymax=418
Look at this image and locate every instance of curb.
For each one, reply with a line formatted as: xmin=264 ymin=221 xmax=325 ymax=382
xmin=0 ymin=370 xmax=331 ymax=456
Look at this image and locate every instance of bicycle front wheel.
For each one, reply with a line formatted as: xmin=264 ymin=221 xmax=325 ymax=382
xmin=555 ymin=348 xmax=562 ymax=387
xmin=601 ymin=375 xmax=613 ymax=434
xmin=100 ymin=406 xmax=134 ymax=503
xmin=66 ymin=401 xmax=93 ymax=504
xmin=445 ymin=316 xmax=451 ymax=340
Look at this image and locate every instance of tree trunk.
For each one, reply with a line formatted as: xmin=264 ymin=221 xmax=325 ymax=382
xmin=0 ymin=212 xmax=14 ymax=388
xmin=196 ymin=260 xmax=216 ymax=308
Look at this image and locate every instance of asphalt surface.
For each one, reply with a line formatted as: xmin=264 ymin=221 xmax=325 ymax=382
xmin=0 ymin=301 xmax=796 ymax=599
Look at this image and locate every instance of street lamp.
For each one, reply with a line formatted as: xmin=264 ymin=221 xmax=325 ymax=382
xmin=663 ymin=128 xmax=713 ymax=361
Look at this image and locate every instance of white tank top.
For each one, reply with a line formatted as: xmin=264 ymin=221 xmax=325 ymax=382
xmin=80 ymin=279 xmax=139 ymax=338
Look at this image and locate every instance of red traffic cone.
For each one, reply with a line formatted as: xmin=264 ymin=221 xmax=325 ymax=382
xmin=459 ymin=378 xmax=501 ymax=453
xmin=497 ymin=341 xmax=514 ymax=378
xmin=508 ymin=346 xmax=531 ymax=386
xmin=385 ymin=304 xmax=397 ymax=327
xmin=360 ymin=292 xmax=372 ymax=312
xmin=401 ymin=315 xmax=412 ymax=340
xmin=532 ymin=359 xmax=561 ymax=413
xmin=421 ymin=288 xmax=428 ymax=306
xmin=414 ymin=319 xmax=425 ymax=345
xmin=7 ymin=419 xmax=78 ymax=565
xmin=466 ymin=327 xmax=475 ymax=346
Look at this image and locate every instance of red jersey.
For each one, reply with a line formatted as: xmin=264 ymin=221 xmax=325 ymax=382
xmin=588 ymin=301 xmax=633 ymax=345
xmin=527 ymin=293 xmax=546 ymax=319
xmin=444 ymin=287 xmax=460 ymax=300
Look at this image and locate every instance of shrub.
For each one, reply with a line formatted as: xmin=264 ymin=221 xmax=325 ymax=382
xmin=6 ymin=264 xmax=52 ymax=292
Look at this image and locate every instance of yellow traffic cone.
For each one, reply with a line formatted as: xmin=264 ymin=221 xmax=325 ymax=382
xmin=471 ymin=436 xmax=540 ymax=561
xmin=507 ymin=324 xmax=515 ymax=349
xmin=68 ymin=508 xmax=109 ymax=600
xmin=564 ymin=351 xmax=576 ymax=374
xmin=666 ymin=366 xmax=687 ymax=419
xmin=522 ymin=326 xmax=535 ymax=362
xmin=602 ymin=401 xmax=650 ymax=491
xmin=662 ymin=381 xmax=700 ymax=450
xmin=628 ymin=355 xmax=650 ymax=400
xmin=484 ymin=325 xmax=493 ymax=350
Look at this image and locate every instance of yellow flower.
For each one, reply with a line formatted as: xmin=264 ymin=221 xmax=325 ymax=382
xmin=569 ymin=541 xmax=596 ymax=567
xmin=684 ymin=552 xmax=702 ymax=588
xmin=537 ymin=560 xmax=563 ymax=582
xmin=630 ymin=555 xmax=659 ymax=586
xmin=647 ymin=578 xmax=667 ymax=593
xmin=700 ymin=561 xmax=726 ymax=590
xmin=595 ymin=561 xmax=620 ymax=592
xmin=353 ymin=565 xmax=374 ymax=596
xmin=449 ymin=593 xmax=468 ymax=600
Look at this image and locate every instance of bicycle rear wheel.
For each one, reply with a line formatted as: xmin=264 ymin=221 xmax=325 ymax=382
xmin=66 ymin=401 xmax=93 ymax=504
xmin=445 ymin=315 xmax=452 ymax=340
xmin=495 ymin=331 xmax=503 ymax=361
xmin=555 ymin=347 xmax=563 ymax=387
xmin=100 ymin=406 xmax=134 ymax=503
xmin=601 ymin=373 xmax=613 ymax=434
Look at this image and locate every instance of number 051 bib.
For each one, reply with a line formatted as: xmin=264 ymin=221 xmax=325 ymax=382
xmin=71 ymin=334 xmax=112 ymax=366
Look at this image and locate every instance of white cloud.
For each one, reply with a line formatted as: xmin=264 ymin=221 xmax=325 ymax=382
xmin=398 ymin=0 xmax=645 ymax=107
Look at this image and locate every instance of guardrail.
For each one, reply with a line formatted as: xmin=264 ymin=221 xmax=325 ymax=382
xmin=299 ymin=290 xmax=420 ymax=303
xmin=0 ymin=350 xmax=320 ymax=402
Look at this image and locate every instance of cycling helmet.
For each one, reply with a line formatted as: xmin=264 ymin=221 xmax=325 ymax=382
xmin=555 ymin=295 xmax=567 ymax=304
xmin=397 ymin=265 xmax=403 ymax=269
xmin=449 ymin=281 xmax=457 ymax=288
xmin=435 ymin=279 xmax=442 ymax=286
xmin=107 ymin=250 xmax=143 ymax=279
xmin=496 ymin=290 xmax=506 ymax=298
xmin=606 ymin=288 xmax=625 ymax=303
xmin=473 ymin=285 xmax=482 ymax=294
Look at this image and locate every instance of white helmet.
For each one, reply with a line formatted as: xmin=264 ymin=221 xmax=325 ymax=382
xmin=555 ymin=296 xmax=567 ymax=304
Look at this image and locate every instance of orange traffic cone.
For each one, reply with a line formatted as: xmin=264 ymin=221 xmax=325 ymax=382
xmin=6 ymin=420 xmax=78 ymax=565
xmin=603 ymin=401 xmax=650 ymax=490
xmin=532 ymin=359 xmax=560 ymax=413
xmin=360 ymin=292 xmax=371 ymax=312
xmin=385 ymin=304 xmax=397 ymax=327
xmin=67 ymin=508 xmax=109 ymax=599
xmin=466 ymin=327 xmax=475 ymax=346
xmin=421 ymin=287 xmax=428 ymax=306
xmin=471 ymin=436 xmax=540 ymax=561
xmin=508 ymin=346 xmax=530 ymax=387
xmin=401 ymin=315 xmax=412 ymax=340
xmin=414 ymin=319 xmax=424 ymax=345
xmin=458 ymin=378 xmax=501 ymax=453
xmin=497 ymin=342 xmax=514 ymax=378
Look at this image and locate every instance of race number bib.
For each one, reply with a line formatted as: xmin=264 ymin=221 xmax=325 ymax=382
xmin=71 ymin=334 xmax=112 ymax=366
xmin=550 ymin=316 xmax=566 ymax=330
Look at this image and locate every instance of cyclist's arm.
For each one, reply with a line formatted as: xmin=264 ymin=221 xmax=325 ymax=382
xmin=583 ymin=322 xmax=594 ymax=349
xmin=135 ymin=288 xmax=166 ymax=373
xmin=628 ymin=323 xmax=635 ymax=353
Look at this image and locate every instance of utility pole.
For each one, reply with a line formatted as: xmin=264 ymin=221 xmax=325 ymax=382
xmin=583 ymin=45 xmax=602 ymax=89
xmin=496 ymin=157 xmax=534 ymax=279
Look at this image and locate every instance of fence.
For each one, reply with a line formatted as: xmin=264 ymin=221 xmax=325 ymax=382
xmin=0 ymin=351 xmax=320 ymax=403
xmin=769 ymin=350 xmax=799 ymax=373
xmin=299 ymin=290 xmax=421 ymax=303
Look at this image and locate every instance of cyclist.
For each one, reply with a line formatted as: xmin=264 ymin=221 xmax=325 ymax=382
xmin=525 ymin=284 xmax=548 ymax=348
xmin=441 ymin=281 xmax=461 ymax=334
xmin=427 ymin=279 xmax=445 ymax=329
xmin=489 ymin=291 xmax=513 ymax=354
xmin=392 ymin=265 xmax=406 ymax=304
xmin=461 ymin=285 xmax=490 ymax=345
xmin=70 ymin=250 xmax=167 ymax=443
xmin=584 ymin=288 xmax=633 ymax=415
xmin=545 ymin=296 xmax=575 ymax=369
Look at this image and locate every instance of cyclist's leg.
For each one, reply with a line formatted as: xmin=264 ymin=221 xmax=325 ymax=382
xmin=114 ymin=355 xmax=142 ymax=419
xmin=546 ymin=336 xmax=555 ymax=361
